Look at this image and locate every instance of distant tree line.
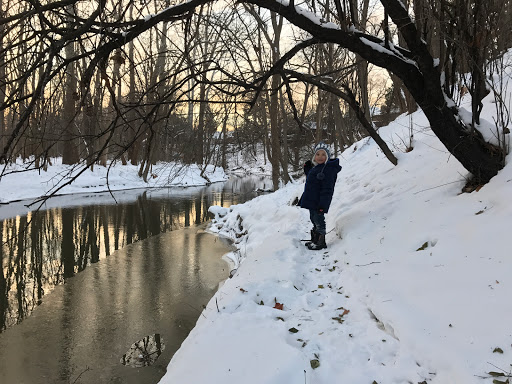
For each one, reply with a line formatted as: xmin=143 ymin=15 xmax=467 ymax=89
xmin=0 ymin=0 xmax=511 ymax=190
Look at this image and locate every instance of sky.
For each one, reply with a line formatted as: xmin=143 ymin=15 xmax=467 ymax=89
xmin=1 ymin=63 xmax=511 ymax=384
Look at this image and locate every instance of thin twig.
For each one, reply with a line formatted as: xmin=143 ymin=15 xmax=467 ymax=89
xmin=413 ymin=180 xmax=463 ymax=195
xmin=486 ymin=362 xmax=511 ymax=374
xmin=185 ymin=302 xmax=207 ymax=319
xmin=355 ymin=262 xmax=381 ymax=267
xmin=71 ymin=366 xmax=91 ymax=384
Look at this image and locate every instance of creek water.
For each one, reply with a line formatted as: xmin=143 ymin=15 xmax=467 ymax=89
xmin=0 ymin=176 xmax=272 ymax=384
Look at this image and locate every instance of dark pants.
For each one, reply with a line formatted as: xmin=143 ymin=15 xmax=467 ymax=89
xmin=309 ymin=209 xmax=326 ymax=235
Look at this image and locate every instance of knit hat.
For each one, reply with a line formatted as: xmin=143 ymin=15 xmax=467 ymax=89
xmin=314 ymin=141 xmax=331 ymax=160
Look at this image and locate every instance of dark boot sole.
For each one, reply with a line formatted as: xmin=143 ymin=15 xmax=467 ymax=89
xmin=307 ymin=244 xmax=327 ymax=250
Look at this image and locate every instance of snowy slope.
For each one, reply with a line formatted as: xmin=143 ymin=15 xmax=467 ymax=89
xmin=158 ymin=108 xmax=512 ymax=383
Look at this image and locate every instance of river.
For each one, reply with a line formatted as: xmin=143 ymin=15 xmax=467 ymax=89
xmin=0 ymin=176 xmax=272 ymax=384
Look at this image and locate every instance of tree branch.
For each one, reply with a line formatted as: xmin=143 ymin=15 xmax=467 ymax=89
xmin=285 ymin=69 xmax=398 ymax=166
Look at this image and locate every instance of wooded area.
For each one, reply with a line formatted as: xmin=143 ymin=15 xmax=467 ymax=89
xmin=0 ymin=0 xmax=511 ymax=189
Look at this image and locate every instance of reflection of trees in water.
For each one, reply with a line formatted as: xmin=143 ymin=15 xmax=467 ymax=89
xmin=0 ymin=177 xmax=270 ymax=332
xmin=121 ymin=334 xmax=165 ymax=368
xmin=0 ymin=189 xmax=228 ymax=332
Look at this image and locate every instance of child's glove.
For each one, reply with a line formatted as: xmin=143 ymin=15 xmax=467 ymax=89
xmin=304 ymin=160 xmax=313 ymax=175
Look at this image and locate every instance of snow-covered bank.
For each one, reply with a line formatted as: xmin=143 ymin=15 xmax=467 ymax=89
xmin=0 ymin=160 xmax=228 ymax=204
xmin=158 ymin=108 xmax=511 ymax=383
xmin=225 ymin=144 xmax=274 ymax=177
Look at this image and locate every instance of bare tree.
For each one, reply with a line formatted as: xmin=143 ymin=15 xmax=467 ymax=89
xmin=1 ymin=0 xmax=510 ymax=190
xmin=62 ymin=4 xmax=80 ymax=165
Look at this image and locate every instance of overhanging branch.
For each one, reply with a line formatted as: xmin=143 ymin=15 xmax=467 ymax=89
xmin=284 ymin=69 xmax=398 ymax=166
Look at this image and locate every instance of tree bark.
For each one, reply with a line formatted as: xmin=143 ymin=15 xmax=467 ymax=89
xmin=352 ymin=0 xmax=371 ymax=121
xmin=127 ymin=29 xmax=140 ymax=166
xmin=269 ymin=73 xmax=281 ymax=190
xmin=61 ymin=4 xmax=80 ymax=165
xmin=278 ymin=87 xmax=291 ymax=183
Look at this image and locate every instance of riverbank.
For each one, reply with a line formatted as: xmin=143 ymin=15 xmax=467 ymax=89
xmin=0 ymin=160 xmax=228 ymax=204
xmin=158 ymin=107 xmax=512 ymax=383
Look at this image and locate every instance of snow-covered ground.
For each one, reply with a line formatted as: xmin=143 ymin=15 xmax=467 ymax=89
xmin=0 ymin=160 xmax=228 ymax=205
xmin=1 ymin=74 xmax=511 ymax=384
xmin=158 ymin=106 xmax=511 ymax=381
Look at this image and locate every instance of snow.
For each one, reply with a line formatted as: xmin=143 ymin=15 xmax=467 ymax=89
xmin=458 ymin=106 xmax=504 ymax=146
xmin=360 ymin=37 xmax=390 ymax=55
xmin=397 ymin=0 xmax=408 ymax=12
xmin=444 ymin=96 xmax=456 ymax=108
xmin=1 ymin=67 xmax=512 ymax=384
xmin=360 ymin=37 xmax=418 ymax=68
xmin=276 ymin=0 xmax=340 ymax=30
xmin=0 ymin=160 xmax=227 ymax=205
xmin=159 ymin=111 xmax=510 ymax=382
xmin=225 ymin=145 xmax=274 ymax=177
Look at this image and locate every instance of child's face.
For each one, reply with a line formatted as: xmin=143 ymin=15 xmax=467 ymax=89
xmin=314 ymin=150 xmax=327 ymax=164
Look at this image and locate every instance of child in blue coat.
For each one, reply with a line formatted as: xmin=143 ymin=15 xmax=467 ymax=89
xmin=300 ymin=142 xmax=342 ymax=250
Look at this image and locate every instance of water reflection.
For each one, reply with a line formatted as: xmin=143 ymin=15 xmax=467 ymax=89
xmin=0 ymin=176 xmax=272 ymax=333
xmin=0 ymin=226 xmax=231 ymax=384
xmin=121 ymin=334 xmax=165 ymax=368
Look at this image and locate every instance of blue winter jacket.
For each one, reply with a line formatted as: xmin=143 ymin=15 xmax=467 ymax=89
xmin=300 ymin=158 xmax=341 ymax=213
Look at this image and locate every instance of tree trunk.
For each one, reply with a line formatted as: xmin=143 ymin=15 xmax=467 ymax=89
xmin=197 ymin=79 xmax=207 ymax=164
xmin=94 ymin=69 xmax=107 ymax=167
xmin=221 ymin=110 xmax=228 ymax=170
xmin=0 ymin=0 xmax=5 ymax=163
xmin=333 ymin=96 xmax=348 ymax=153
xmin=387 ymin=72 xmax=408 ymax=114
xmin=350 ymin=0 xmax=371 ymax=121
xmin=127 ymin=32 xmax=140 ymax=166
xmin=315 ymin=89 xmax=323 ymax=143
xmin=61 ymin=5 xmax=80 ymax=165
xmin=279 ymin=88 xmax=290 ymax=183
xmin=269 ymin=73 xmax=281 ymax=190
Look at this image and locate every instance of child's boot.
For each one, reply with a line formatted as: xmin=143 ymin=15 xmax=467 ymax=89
xmin=305 ymin=228 xmax=319 ymax=247
xmin=308 ymin=234 xmax=327 ymax=250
